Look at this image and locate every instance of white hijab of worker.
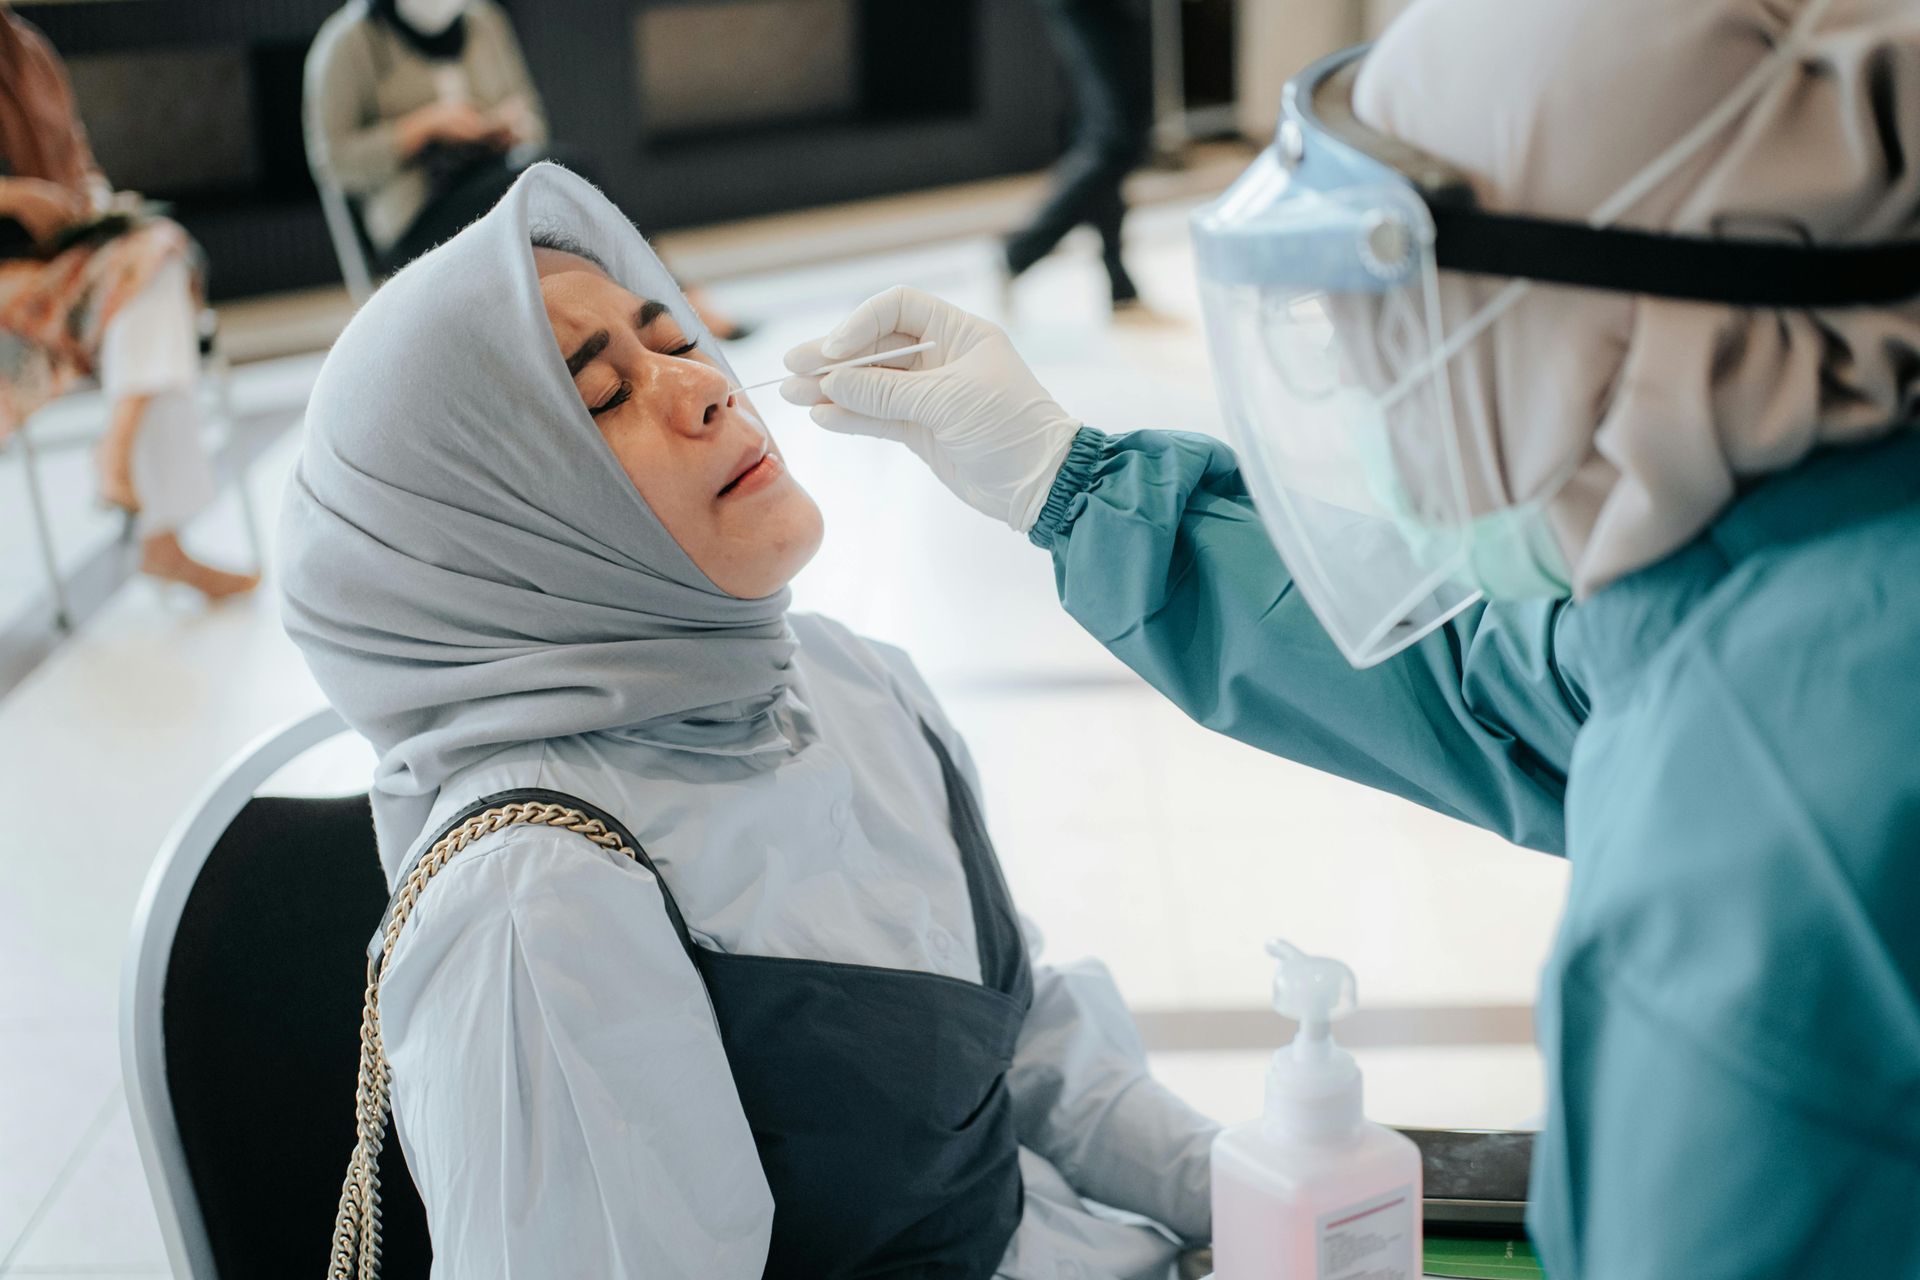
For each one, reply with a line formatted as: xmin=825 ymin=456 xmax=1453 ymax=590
xmin=1355 ymin=0 xmax=1920 ymax=596
xmin=279 ymin=163 xmax=799 ymax=873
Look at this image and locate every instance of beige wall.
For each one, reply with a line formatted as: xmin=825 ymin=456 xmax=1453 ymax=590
xmin=1234 ymin=0 xmax=1418 ymax=140
xmin=1367 ymin=0 xmax=1419 ymax=36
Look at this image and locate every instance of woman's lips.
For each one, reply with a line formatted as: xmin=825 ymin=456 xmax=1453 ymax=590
xmin=719 ymin=451 xmax=782 ymax=499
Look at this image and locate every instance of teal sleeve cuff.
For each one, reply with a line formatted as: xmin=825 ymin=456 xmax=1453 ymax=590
xmin=1029 ymin=427 xmax=1109 ymax=551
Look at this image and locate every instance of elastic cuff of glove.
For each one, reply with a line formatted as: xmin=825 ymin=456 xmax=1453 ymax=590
xmin=1029 ymin=427 xmax=1107 ymax=551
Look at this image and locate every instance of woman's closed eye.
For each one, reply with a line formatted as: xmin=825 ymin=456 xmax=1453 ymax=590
xmin=590 ymin=383 xmax=632 ymax=417
xmin=588 ymin=339 xmax=701 ymax=417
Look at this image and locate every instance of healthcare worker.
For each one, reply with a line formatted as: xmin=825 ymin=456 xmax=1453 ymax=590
xmin=783 ymin=0 xmax=1920 ymax=1274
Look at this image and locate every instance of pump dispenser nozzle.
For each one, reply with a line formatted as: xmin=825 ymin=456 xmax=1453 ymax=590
xmin=1263 ymin=938 xmax=1363 ymax=1139
xmin=1266 ymin=938 xmax=1357 ymax=1051
xmin=1213 ymin=940 xmax=1424 ymax=1274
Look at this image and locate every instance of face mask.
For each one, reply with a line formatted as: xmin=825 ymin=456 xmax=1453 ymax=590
xmin=1352 ymin=400 xmax=1573 ymax=601
xmin=1371 ymin=494 xmax=1572 ymax=601
xmin=396 ymin=0 xmax=470 ymax=36
xmin=1454 ymin=505 xmax=1572 ymax=599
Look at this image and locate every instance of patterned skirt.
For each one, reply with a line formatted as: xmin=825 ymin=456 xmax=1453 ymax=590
xmin=0 ymin=217 xmax=196 ymax=441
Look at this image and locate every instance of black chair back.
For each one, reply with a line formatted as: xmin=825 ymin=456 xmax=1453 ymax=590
xmin=162 ymin=793 xmax=432 ymax=1275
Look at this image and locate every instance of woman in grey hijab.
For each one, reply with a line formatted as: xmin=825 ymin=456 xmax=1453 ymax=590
xmin=279 ymin=163 xmax=1216 ymax=1279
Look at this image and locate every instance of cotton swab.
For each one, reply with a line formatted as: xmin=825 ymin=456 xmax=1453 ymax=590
xmin=730 ymin=341 xmax=937 ymax=396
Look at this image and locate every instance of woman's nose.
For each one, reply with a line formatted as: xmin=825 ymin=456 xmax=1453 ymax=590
xmin=659 ymin=357 xmax=733 ymax=438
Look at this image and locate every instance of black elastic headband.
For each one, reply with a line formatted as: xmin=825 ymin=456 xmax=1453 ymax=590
xmin=1430 ymin=206 xmax=1920 ymax=309
xmin=1301 ymin=45 xmax=1920 ymax=310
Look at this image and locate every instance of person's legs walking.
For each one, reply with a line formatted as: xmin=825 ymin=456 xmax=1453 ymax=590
xmin=1004 ymin=0 xmax=1150 ymax=303
xmin=1088 ymin=179 xmax=1138 ymax=306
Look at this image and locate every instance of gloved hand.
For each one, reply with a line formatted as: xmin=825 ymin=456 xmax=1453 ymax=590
xmin=780 ymin=286 xmax=1082 ymax=533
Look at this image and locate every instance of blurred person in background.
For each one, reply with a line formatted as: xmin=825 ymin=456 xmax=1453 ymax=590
xmin=305 ymin=0 xmax=552 ymax=276
xmin=0 ymin=4 xmax=259 ymax=601
xmin=305 ymin=0 xmax=748 ymax=336
xmin=1003 ymin=0 xmax=1152 ymax=316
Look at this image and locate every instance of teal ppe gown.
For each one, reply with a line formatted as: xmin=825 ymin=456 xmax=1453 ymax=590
xmin=1030 ymin=426 xmax=1920 ymax=1279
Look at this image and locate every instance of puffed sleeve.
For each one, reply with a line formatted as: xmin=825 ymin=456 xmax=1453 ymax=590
xmin=866 ymin=631 xmax=1221 ymax=1241
xmin=1010 ymin=954 xmax=1220 ymax=1243
xmin=1033 ymin=427 xmax=1583 ymax=855
xmin=377 ymin=823 xmax=773 ymax=1278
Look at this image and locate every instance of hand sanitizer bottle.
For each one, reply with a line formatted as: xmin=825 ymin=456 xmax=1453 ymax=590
xmin=1211 ymin=940 xmax=1423 ymax=1279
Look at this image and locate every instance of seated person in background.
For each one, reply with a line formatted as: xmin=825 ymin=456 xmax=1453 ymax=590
xmin=0 ymin=4 xmax=256 ymax=600
xmin=280 ymin=164 xmax=1213 ymax=1279
xmin=304 ymin=0 xmax=746 ymax=336
xmin=304 ymin=0 xmax=551 ymax=274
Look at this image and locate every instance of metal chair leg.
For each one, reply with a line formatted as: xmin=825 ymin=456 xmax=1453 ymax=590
xmin=16 ymin=428 xmax=73 ymax=631
xmin=234 ymin=466 xmax=263 ymax=573
xmin=205 ymin=337 xmax=263 ymax=572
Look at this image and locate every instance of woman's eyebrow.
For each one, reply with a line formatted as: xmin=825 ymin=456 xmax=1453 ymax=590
xmin=566 ymin=300 xmax=669 ymax=376
xmin=566 ymin=330 xmax=609 ymax=376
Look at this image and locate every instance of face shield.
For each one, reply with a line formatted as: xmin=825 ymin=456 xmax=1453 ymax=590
xmin=1195 ymin=142 xmax=1488 ymax=667
xmin=1193 ymin=20 xmax=1920 ymax=668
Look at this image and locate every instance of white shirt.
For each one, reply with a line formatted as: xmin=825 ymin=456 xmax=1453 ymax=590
xmin=378 ymin=614 xmax=1217 ymax=1279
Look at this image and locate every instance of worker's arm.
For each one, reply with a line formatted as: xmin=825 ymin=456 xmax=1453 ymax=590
xmin=782 ymin=290 xmax=1578 ymax=846
xmin=379 ymin=824 xmax=773 ymax=1278
xmin=1033 ymin=428 xmax=1582 ymax=855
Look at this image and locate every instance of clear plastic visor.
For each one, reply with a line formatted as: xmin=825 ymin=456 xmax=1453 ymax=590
xmin=1194 ymin=173 xmax=1495 ymax=667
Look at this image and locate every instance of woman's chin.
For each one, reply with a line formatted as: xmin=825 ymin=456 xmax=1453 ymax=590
xmin=771 ymin=484 xmax=827 ymax=584
xmin=709 ymin=481 xmax=825 ymax=599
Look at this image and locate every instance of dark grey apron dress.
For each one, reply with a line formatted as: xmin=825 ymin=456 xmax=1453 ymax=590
xmin=402 ymin=723 xmax=1033 ymax=1278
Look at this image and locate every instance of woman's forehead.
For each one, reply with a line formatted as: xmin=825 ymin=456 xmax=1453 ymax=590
xmin=533 ymin=244 xmax=612 ymax=282
xmin=535 ymin=253 xmax=649 ymax=340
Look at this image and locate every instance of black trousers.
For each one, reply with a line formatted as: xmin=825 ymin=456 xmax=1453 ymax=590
xmin=1004 ymin=0 xmax=1152 ymax=302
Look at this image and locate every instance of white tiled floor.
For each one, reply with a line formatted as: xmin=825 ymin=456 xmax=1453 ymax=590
xmin=0 ymin=201 xmax=1569 ymax=1275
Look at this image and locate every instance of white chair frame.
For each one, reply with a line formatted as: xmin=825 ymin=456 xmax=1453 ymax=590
xmin=4 ymin=322 xmax=263 ymax=632
xmin=317 ymin=179 xmax=379 ymax=308
xmin=119 ymin=705 xmax=351 ymax=1279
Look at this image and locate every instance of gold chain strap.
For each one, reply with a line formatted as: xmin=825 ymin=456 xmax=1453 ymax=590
xmin=327 ymin=802 xmax=633 ymax=1280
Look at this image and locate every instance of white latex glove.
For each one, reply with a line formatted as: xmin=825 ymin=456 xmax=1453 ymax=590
xmin=780 ymin=287 xmax=1082 ymax=533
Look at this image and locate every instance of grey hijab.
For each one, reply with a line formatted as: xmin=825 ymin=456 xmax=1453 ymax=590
xmin=280 ymin=164 xmax=796 ymax=871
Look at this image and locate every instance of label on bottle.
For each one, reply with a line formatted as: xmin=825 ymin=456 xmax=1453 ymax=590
xmin=1316 ymin=1185 xmax=1415 ymax=1280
